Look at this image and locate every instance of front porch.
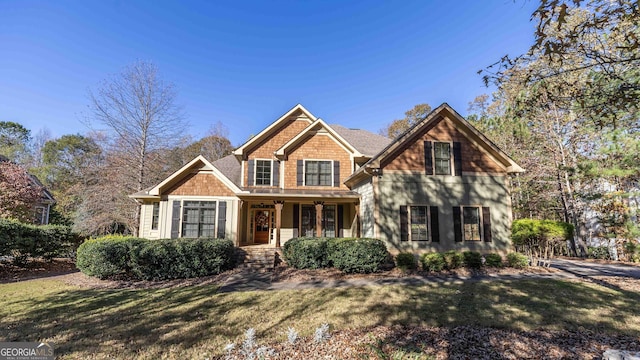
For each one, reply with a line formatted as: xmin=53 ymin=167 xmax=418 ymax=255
xmin=236 ymin=192 xmax=361 ymax=248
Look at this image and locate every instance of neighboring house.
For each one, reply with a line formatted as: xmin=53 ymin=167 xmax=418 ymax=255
xmin=131 ymin=103 xmax=524 ymax=254
xmin=0 ymin=155 xmax=56 ymax=225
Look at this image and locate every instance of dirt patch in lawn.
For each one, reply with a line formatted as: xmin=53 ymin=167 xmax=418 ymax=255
xmin=270 ymin=264 xmax=560 ymax=283
xmin=0 ymin=258 xmax=77 ymax=283
xmin=226 ymin=325 xmax=640 ymax=359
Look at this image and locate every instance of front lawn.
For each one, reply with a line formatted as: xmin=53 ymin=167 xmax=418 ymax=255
xmin=1 ymin=278 xmax=639 ymax=358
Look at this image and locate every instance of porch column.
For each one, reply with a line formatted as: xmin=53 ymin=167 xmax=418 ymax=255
xmin=354 ymin=201 xmax=361 ymax=238
xmin=314 ymin=201 xmax=324 ymax=237
xmin=274 ymin=201 xmax=284 ymax=248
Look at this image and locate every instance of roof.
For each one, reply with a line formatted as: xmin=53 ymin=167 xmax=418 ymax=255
xmin=238 ymin=188 xmax=360 ymax=200
xmin=212 ymin=154 xmax=241 ymax=187
xmin=330 ymin=124 xmax=392 ymax=157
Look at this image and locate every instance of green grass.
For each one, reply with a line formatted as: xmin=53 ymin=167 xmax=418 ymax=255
xmin=1 ymin=278 xmax=639 ymax=359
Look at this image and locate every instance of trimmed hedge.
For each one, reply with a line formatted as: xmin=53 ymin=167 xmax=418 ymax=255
xmin=0 ymin=218 xmax=81 ymax=265
xmin=327 ymin=238 xmax=389 ymax=273
xmin=283 ymin=237 xmax=390 ymax=274
xmin=484 ymin=253 xmax=503 ymax=267
xmin=506 ymin=252 xmax=529 ymax=269
xmin=443 ymin=250 xmax=464 ymax=270
xmin=282 ymin=237 xmax=330 ymax=269
xmin=395 ymin=253 xmax=418 ymax=271
xmin=76 ymin=236 xmax=235 ymax=280
xmin=420 ymin=253 xmax=445 ymax=272
xmin=463 ymin=251 xmax=483 ymax=269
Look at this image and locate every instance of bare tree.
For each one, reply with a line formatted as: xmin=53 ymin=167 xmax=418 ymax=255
xmin=88 ymin=61 xmax=187 ymax=235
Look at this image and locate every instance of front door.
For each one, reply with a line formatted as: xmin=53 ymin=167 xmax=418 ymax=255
xmin=254 ymin=210 xmax=271 ymax=244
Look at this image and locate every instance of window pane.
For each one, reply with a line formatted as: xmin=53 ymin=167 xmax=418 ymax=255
xmin=301 ymin=204 xmax=315 ymax=237
xmin=255 ymin=160 xmax=271 ymax=185
xmin=182 ymin=201 xmax=217 ymax=238
xmin=434 ymin=143 xmax=451 ymax=175
xmin=322 ymin=205 xmax=336 ymax=237
xmin=463 ymin=207 xmax=481 ymax=241
xmin=151 ymin=202 xmax=159 ymax=230
xmin=304 ymin=161 xmax=332 ymax=186
xmin=410 ymin=206 xmax=428 ymax=240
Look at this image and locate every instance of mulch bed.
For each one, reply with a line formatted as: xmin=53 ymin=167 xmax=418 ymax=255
xmin=225 ymin=325 xmax=640 ymax=359
xmin=0 ymin=258 xmax=78 ymax=283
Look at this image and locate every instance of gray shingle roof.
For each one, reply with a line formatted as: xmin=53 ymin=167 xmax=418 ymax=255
xmin=212 ymin=154 xmax=241 ymax=186
xmin=329 ymin=124 xmax=392 ymax=157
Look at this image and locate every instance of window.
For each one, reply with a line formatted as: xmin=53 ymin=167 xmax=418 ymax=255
xmin=300 ymin=204 xmax=337 ymax=237
xmin=34 ymin=207 xmax=46 ymax=225
xmin=305 ymin=160 xmax=332 ymax=186
xmin=151 ymin=202 xmax=160 ymax=230
xmin=434 ymin=142 xmax=451 ymax=175
xmin=182 ymin=201 xmax=216 ymax=238
xmin=463 ymin=206 xmax=481 ymax=241
xmin=409 ymin=206 xmax=429 ymax=241
xmin=255 ymin=160 xmax=272 ymax=186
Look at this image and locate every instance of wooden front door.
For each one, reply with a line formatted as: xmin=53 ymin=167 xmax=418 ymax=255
xmin=254 ymin=210 xmax=271 ymax=244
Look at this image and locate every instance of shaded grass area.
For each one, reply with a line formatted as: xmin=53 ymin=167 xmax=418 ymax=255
xmin=1 ymin=278 xmax=639 ymax=359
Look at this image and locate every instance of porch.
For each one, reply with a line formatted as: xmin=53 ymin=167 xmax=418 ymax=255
xmin=236 ymin=191 xmax=361 ymax=248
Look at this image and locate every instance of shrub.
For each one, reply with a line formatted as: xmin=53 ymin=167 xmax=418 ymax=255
xmin=420 ymin=252 xmax=445 ymax=272
xmin=395 ymin=253 xmax=417 ymax=271
xmin=506 ymin=252 xmax=529 ymax=269
xmin=463 ymin=251 xmax=483 ymax=268
xmin=484 ymin=253 xmax=503 ymax=267
xmin=442 ymin=250 xmax=463 ymax=270
xmin=282 ymin=237 xmax=330 ymax=269
xmin=326 ymin=238 xmax=389 ymax=273
xmin=624 ymin=241 xmax=640 ymax=262
xmin=76 ymin=235 xmax=137 ymax=279
xmin=587 ymin=246 xmax=611 ymax=260
xmin=0 ymin=218 xmax=81 ymax=265
xmin=76 ymin=236 xmax=235 ymax=280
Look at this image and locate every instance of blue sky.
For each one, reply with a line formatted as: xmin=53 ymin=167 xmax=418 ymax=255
xmin=0 ymin=0 xmax=538 ymax=146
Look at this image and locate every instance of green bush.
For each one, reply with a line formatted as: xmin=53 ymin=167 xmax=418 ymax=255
xmin=0 ymin=218 xmax=81 ymax=265
xmin=327 ymin=238 xmax=389 ymax=273
xmin=395 ymin=253 xmax=417 ymax=271
xmin=512 ymin=219 xmax=574 ymax=246
xmin=463 ymin=251 xmax=483 ymax=268
xmin=76 ymin=235 xmax=137 ymax=279
xmin=484 ymin=253 xmax=503 ymax=267
xmin=420 ymin=253 xmax=445 ymax=272
xmin=76 ymin=236 xmax=235 ymax=280
xmin=442 ymin=250 xmax=464 ymax=270
xmin=506 ymin=252 xmax=529 ymax=269
xmin=282 ymin=237 xmax=330 ymax=269
xmin=587 ymin=246 xmax=611 ymax=260
xmin=624 ymin=241 xmax=640 ymax=262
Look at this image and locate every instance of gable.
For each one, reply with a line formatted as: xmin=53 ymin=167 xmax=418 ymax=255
xmin=383 ymin=116 xmax=506 ymax=174
xmin=165 ymin=171 xmax=236 ymax=196
xmin=246 ymin=114 xmax=311 ymax=159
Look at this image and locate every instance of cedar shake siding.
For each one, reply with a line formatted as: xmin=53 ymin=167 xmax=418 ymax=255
xmin=284 ymin=133 xmax=352 ymax=191
xmin=382 ymin=116 xmax=506 ymax=174
xmin=166 ymin=172 xmax=236 ymax=197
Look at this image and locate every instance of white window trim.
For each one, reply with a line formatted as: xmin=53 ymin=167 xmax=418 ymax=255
xmin=432 ymin=141 xmax=453 ymax=176
xmin=151 ymin=202 xmax=160 ymax=230
xmin=459 ymin=205 xmax=483 ymax=241
xmin=303 ymin=159 xmax=334 ymax=187
xmin=408 ymin=204 xmax=432 ymax=242
xmin=254 ymin=158 xmax=273 ymax=186
xmin=180 ymin=200 xmax=220 ymax=238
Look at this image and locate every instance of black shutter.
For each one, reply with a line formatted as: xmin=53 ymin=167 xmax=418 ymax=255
xmin=337 ymin=204 xmax=344 ymax=237
xmin=453 ymin=142 xmax=462 ymax=176
xmin=333 ymin=161 xmax=340 ymax=187
xmin=296 ymin=160 xmax=304 ymax=186
xmin=400 ymin=205 xmax=408 ymax=241
xmin=247 ymin=159 xmax=255 ymax=185
xmin=293 ymin=203 xmax=299 ymax=238
xmin=430 ymin=206 xmax=439 ymax=243
xmin=453 ymin=206 xmax=462 ymax=242
xmin=217 ymin=201 xmax=226 ymax=239
xmin=424 ymin=141 xmax=433 ymax=175
xmin=272 ymin=160 xmax=280 ymax=187
xmin=170 ymin=200 xmax=181 ymax=238
xmin=482 ymin=206 xmax=492 ymax=242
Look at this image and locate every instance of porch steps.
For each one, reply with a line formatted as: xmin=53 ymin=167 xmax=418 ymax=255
xmin=235 ymin=247 xmax=277 ymax=270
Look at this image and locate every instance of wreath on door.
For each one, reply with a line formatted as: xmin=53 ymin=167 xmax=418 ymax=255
xmin=255 ymin=212 xmax=268 ymax=227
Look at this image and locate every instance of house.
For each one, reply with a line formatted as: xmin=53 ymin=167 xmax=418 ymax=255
xmin=0 ymin=155 xmax=56 ymax=224
xmin=130 ymin=103 xmax=524 ymax=254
